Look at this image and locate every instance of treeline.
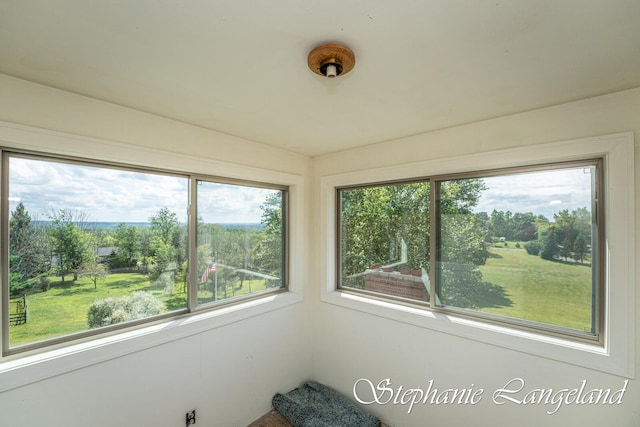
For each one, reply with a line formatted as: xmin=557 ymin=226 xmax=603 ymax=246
xmin=477 ymin=210 xmax=547 ymax=242
xmin=9 ymin=203 xmax=190 ymax=296
xmin=9 ymin=195 xmax=283 ymax=297
xmin=478 ymin=207 xmax=592 ymax=263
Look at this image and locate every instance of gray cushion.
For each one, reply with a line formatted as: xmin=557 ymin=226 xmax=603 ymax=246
xmin=272 ymin=381 xmax=380 ymax=427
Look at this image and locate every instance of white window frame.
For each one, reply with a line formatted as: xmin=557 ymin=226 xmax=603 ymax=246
xmin=0 ymin=121 xmax=305 ymax=392
xmin=320 ymin=133 xmax=634 ymax=378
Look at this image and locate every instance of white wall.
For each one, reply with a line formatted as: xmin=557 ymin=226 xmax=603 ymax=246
xmin=0 ymin=75 xmax=313 ymax=427
xmin=1 ymin=307 xmax=311 ymax=427
xmin=0 ymin=73 xmax=638 ymax=427
xmin=312 ymin=88 xmax=640 ymax=426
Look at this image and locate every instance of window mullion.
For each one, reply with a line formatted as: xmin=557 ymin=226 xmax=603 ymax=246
xmin=429 ymin=178 xmax=437 ymax=309
xmin=1 ymin=151 xmax=10 ymax=354
xmin=188 ymin=177 xmax=198 ymax=312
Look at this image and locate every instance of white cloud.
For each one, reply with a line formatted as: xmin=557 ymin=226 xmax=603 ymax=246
xmin=9 ymin=157 xmax=277 ymax=224
xmin=9 ymin=157 xmax=181 ymax=223
xmin=473 ymin=167 xmax=593 ymax=220
xmin=197 ymin=181 xmax=277 ymax=224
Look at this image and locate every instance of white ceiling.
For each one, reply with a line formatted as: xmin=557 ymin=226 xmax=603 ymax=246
xmin=1 ymin=1 xmax=639 ymax=157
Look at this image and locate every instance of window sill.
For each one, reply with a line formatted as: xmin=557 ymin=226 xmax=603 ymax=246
xmin=0 ymin=291 xmax=302 ymax=393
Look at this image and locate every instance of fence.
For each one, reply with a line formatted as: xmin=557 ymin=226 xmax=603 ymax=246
xmin=9 ymin=295 xmax=27 ymax=326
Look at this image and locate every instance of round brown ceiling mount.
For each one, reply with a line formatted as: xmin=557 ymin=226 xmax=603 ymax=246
xmin=307 ymin=43 xmax=355 ymax=78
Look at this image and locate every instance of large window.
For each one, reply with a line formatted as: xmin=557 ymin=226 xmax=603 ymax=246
xmin=2 ymin=151 xmax=287 ymax=354
xmin=338 ymin=160 xmax=602 ymax=342
xmin=195 ymin=180 xmax=286 ymax=305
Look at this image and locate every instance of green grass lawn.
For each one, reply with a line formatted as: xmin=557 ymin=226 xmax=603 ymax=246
xmin=10 ymin=273 xmax=163 ymax=346
xmin=478 ymin=244 xmax=593 ymax=332
xmin=197 ymin=277 xmax=272 ymax=303
xmin=12 ymin=247 xmax=591 ymax=347
xmin=9 ymin=272 xmax=269 ymax=347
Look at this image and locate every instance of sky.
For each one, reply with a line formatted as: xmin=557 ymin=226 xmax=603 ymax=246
xmin=8 ymin=156 xmax=278 ymax=224
xmin=472 ymin=166 xmax=594 ymax=220
xmin=8 ymin=156 xmax=593 ymax=224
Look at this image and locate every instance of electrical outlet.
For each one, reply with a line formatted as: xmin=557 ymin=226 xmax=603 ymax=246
xmin=186 ymin=409 xmax=196 ymax=426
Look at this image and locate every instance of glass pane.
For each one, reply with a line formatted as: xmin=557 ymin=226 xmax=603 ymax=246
xmin=196 ymin=181 xmax=285 ymax=305
xmin=339 ymin=182 xmax=430 ymax=302
xmin=7 ymin=155 xmax=189 ymax=348
xmin=437 ymin=165 xmax=597 ymax=334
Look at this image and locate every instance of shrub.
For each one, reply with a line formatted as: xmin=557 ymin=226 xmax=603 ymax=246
xmin=524 ymin=240 xmax=541 ymax=256
xmin=153 ymin=271 xmax=175 ymax=294
xmin=87 ymin=291 xmax=164 ymax=328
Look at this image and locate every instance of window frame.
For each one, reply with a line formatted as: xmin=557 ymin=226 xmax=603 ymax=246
xmin=190 ymin=174 xmax=289 ymax=312
xmin=431 ymin=160 xmax=604 ymax=344
xmin=321 ymin=133 xmax=634 ymax=378
xmin=0 ymin=126 xmax=300 ymax=362
xmin=336 ymin=159 xmax=604 ymax=345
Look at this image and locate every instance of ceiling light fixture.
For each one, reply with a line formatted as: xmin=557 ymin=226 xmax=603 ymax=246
xmin=307 ymin=43 xmax=355 ymax=78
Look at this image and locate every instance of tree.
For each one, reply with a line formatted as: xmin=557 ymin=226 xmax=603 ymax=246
xmin=512 ymin=212 xmax=538 ymax=241
xmin=572 ymin=207 xmax=592 ymax=239
xmin=340 ymin=185 xmax=407 ymax=283
xmin=489 ymin=209 xmax=511 ymax=240
xmin=573 ymin=232 xmax=587 ymax=264
xmin=571 ymin=207 xmax=592 ymax=262
xmin=539 ymin=226 xmax=560 ymax=261
xmin=339 ymin=178 xmax=489 ymax=307
xmin=439 ymin=179 xmax=486 ymax=215
xmin=339 ymin=182 xmax=433 ymax=279
xmin=440 ymin=214 xmax=487 ymax=266
xmin=110 ymin=223 xmax=140 ymax=268
xmin=554 ymin=209 xmax=575 ymax=261
xmin=48 ymin=209 xmax=94 ymax=282
xmin=487 ymin=210 xmax=545 ymax=242
xmin=254 ymin=192 xmax=285 ymax=283
xmin=149 ymin=207 xmax=180 ymax=246
xmin=148 ymin=208 xmax=184 ymax=280
xmin=137 ymin=227 xmax=153 ymax=274
xmin=438 ymin=212 xmax=489 ymax=308
xmin=532 ymin=207 xmax=591 ymax=263
xmin=9 ymin=203 xmax=49 ymax=295
xmin=76 ymin=259 xmax=107 ymax=289
xmin=339 ymin=179 xmax=488 ymax=277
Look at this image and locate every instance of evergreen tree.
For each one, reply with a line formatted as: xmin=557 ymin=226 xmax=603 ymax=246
xmin=9 ymin=203 xmax=48 ymax=295
xmin=539 ymin=226 xmax=560 ymax=261
xmin=573 ymin=232 xmax=587 ymax=264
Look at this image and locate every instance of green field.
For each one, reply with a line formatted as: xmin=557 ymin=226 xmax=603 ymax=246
xmin=11 ymin=245 xmax=592 ymax=347
xmin=9 ymin=272 xmax=268 ymax=347
xmin=478 ymin=244 xmax=593 ymax=332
